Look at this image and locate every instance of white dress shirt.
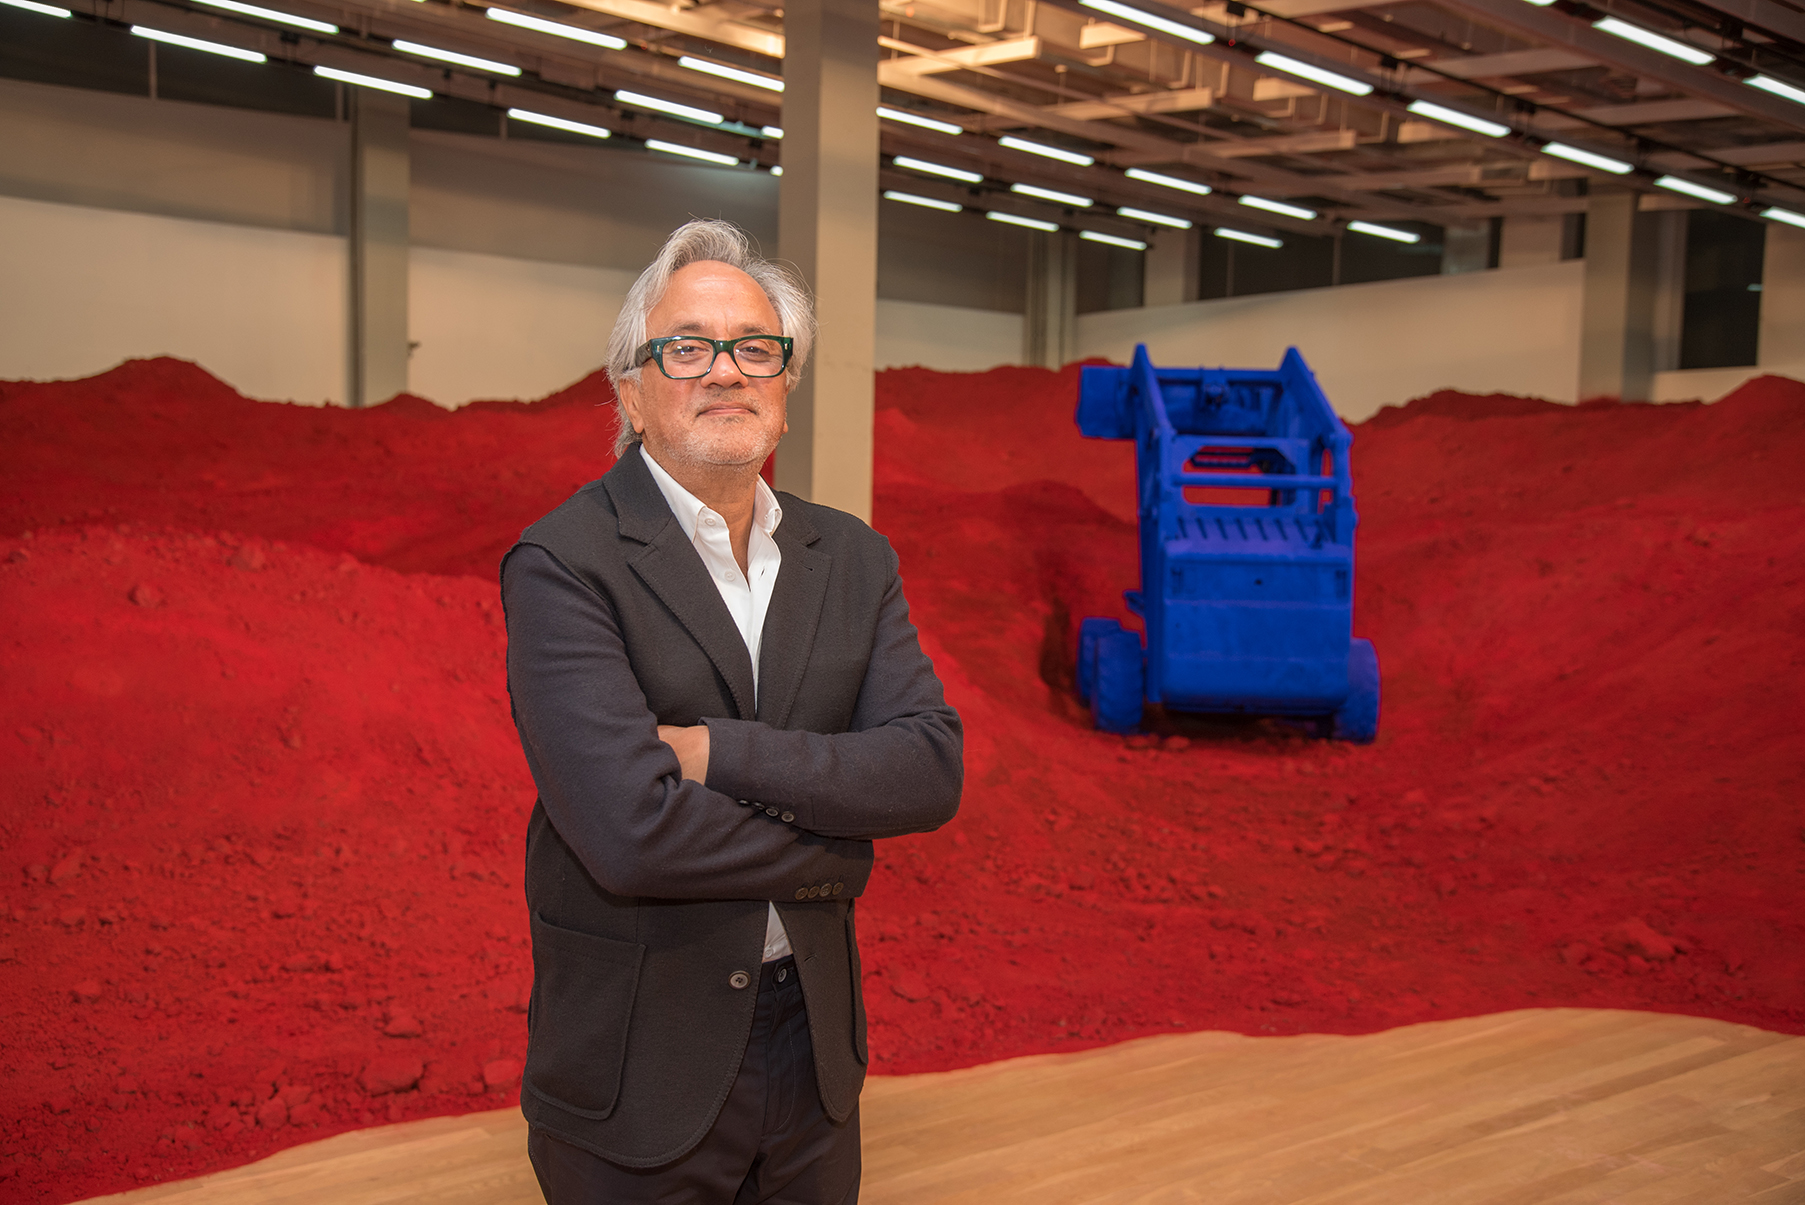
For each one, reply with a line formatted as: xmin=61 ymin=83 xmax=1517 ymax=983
xmin=639 ymin=446 xmax=793 ymax=962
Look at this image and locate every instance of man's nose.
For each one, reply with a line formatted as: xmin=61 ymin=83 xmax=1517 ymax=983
xmin=704 ymin=347 xmax=750 ymax=384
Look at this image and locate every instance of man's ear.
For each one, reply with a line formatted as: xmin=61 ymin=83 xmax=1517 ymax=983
xmin=617 ymin=379 xmax=645 ymax=435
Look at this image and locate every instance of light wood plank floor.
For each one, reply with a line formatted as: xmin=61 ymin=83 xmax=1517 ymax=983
xmin=82 ymin=1009 xmax=1805 ymax=1205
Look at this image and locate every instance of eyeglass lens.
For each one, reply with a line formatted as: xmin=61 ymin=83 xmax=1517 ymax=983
xmin=661 ymin=337 xmax=786 ymax=378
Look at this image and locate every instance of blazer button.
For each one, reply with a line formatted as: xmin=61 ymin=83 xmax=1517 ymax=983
xmin=765 ymin=807 xmax=779 ymax=817
xmin=795 ymin=887 xmax=808 ymax=900
xmin=729 ymin=971 xmax=751 ymax=990
xmin=833 ymin=883 xmax=844 ymax=895
xmin=807 ymin=885 xmax=820 ymax=898
xmin=780 ymin=811 xmax=795 ymax=823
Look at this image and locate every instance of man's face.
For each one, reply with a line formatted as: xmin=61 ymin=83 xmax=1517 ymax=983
xmin=619 ymin=261 xmax=789 ymax=473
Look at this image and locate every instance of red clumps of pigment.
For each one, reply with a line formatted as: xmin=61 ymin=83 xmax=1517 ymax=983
xmin=2 ymin=358 xmax=1802 ymax=1202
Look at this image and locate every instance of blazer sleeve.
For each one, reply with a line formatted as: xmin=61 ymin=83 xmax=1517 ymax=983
xmin=502 ymin=543 xmax=874 ymax=901
xmin=701 ymin=554 xmax=964 ymax=841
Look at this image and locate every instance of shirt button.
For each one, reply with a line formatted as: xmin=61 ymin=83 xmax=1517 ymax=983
xmin=729 ymin=971 xmax=750 ymax=990
xmin=720 ymin=571 xmax=735 ymax=583
xmin=702 ymin=515 xmax=717 ymax=526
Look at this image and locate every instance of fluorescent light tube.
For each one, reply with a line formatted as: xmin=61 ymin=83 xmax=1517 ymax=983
xmin=1748 ymin=75 xmax=1805 ymax=105
xmin=1125 ymin=168 xmax=1212 ymax=196
xmin=313 ymin=65 xmax=431 ymax=97
xmin=1406 ymin=100 xmax=1510 ymax=138
xmin=1520 ymin=0 xmax=1557 ymax=6
xmin=486 ymin=8 xmax=626 ymax=49
xmin=988 ymin=212 xmax=1059 ymax=231
xmin=1592 ymin=17 xmax=1714 ymax=65
xmin=770 ymin=165 xmax=783 ymax=176
xmin=1081 ymin=230 xmax=1147 ymax=250
xmin=130 ymin=26 xmax=266 ymax=61
xmin=193 ymin=0 xmax=335 ymax=33
xmin=999 ymin=136 xmax=1094 ymax=166
xmin=1078 ymin=0 xmax=1214 ymax=45
xmin=1347 ymin=220 xmax=1420 ymax=243
xmin=1240 ymin=195 xmax=1317 ymax=221
xmin=616 ymin=90 xmax=723 ymax=124
xmin=1541 ymin=142 xmax=1633 ymax=173
xmin=3 ymin=0 xmax=72 ymax=15
xmin=1215 ymin=227 xmax=1282 ymax=248
xmin=1761 ymin=206 xmax=1805 ymax=228
xmin=680 ymin=56 xmax=783 ymax=91
xmin=1116 ymin=206 xmax=1191 ymax=228
xmin=392 ymin=39 xmax=520 ymax=75
xmin=1254 ymin=51 xmax=1372 ymax=96
xmin=895 ymin=156 xmax=983 ymax=183
xmin=761 ymin=126 xmax=783 ymax=139
xmin=508 ymin=108 xmax=611 ymax=139
xmin=646 ymin=140 xmax=739 ymax=165
xmin=878 ymin=107 xmax=965 ymax=136
xmin=1654 ymin=175 xmax=1734 ymax=204
xmin=884 ymin=190 xmax=962 ymax=212
xmin=1011 ymin=182 xmax=1092 ymax=207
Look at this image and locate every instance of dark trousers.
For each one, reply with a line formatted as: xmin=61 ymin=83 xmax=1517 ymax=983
xmin=529 ymin=956 xmax=861 ymax=1205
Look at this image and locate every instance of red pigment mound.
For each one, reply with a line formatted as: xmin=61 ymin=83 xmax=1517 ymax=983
xmin=2 ymin=359 xmax=1802 ymax=1203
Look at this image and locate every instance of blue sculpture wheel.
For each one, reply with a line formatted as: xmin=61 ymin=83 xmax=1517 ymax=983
xmin=1075 ymin=616 xmax=1122 ymax=705
xmin=1332 ymin=638 xmax=1380 ymax=744
xmin=1092 ymin=628 xmax=1146 ymax=734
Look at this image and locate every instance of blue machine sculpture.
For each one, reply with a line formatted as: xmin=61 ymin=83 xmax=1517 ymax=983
xmin=1074 ymin=344 xmax=1379 ymax=742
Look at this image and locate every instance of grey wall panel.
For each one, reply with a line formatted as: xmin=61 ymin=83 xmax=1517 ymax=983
xmin=876 ymin=201 xmax=1027 ymax=313
xmin=0 ymin=76 xmax=347 ymax=234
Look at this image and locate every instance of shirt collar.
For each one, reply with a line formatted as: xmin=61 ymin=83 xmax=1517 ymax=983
xmin=639 ymin=445 xmax=783 ymax=543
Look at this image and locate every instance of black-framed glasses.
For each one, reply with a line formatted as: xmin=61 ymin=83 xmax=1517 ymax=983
xmin=635 ymin=335 xmax=794 ymax=380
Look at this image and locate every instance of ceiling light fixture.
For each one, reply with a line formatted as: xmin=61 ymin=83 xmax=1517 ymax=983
xmin=486 ymin=8 xmax=626 ymax=49
xmin=884 ymin=190 xmax=962 ymax=212
xmin=1125 ymin=168 xmax=1212 ymax=196
xmin=194 ymin=0 xmax=335 ymax=34
xmin=1654 ymin=175 xmax=1735 ymax=204
xmin=895 ymin=156 xmax=983 ymax=183
xmin=1215 ymin=227 xmax=1282 ymax=248
xmin=2 ymin=0 xmax=72 ymax=16
xmin=1239 ymin=195 xmax=1317 ymax=221
xmin=999 ymin=136 xmax=1095 ymax=166
xmin=508 ymin=108 xmax=611 ymax=139
xmin=1761 ymin=206 xmax=1805 ymax=228
xmin=1541 ymin=142 xmax=1633 ymax=173
xmin=646 ymin=140 xmax=739 ymax=165
xmin=616 ymin=90 xmax=723 ymax=124
xmin=313 ymin=65 xmax=431 ymax=97
xmin=392 ymin=39 xmax=521 ymax=75
xmin=878 ymin=107 xmax=965 ymax=136
xmin=130 ymin=26 xmax=266 ymax=62
xmin=988 ymin=212 xmax=1060 ymax=231
xmin=1253 ymin=51 xmax=1372 ymax=96
xmin=770 ymin=165 xmax=783 ymax=176
xmin=1078 ymin=0 xmax=1214 ymax=45
xmin=1748 ymin=75 xmax=1805 ymax=105
xmin=1347 ymin=220 xmax=1420 ymax=243
xmin=1591 ymin=16 xmax=1715 ymax=66
xmin=761 ymin=126 xmax=783 ymax=139
xmin=1116 ymin=206 xmax=1192 ymax=228
xmin=1406 ymin=99 xmax=1510 ymax=138
xmin=1011 ymin=182 xmax=1093 ymax=207
xmin=1081 ymin=230 xmax=1148 ymax=250
xmin=679 ymin=56 xmax=783 ymax=91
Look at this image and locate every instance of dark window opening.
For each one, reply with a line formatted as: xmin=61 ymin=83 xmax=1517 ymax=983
xmin=1679 ymin=210 xmax=1764 ymax=370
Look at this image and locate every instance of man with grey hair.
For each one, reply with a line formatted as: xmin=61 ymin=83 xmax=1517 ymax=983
xmin=501 ymin=218 xmax=963 ymax=1204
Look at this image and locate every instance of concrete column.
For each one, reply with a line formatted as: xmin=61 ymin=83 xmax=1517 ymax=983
xmin=1648 ymin=210 xmax=1687 ymax=374
xmin=1441 ymin=221 xmax=1491 ymax=274
xmin=1759 ymin=222 xmax=1805 ymax=373
xmin=1578 ymin=188 xmax=1658 ymax=402
xmin=1498 ymin=214 xmax=1563 ymax=269
xmin=1143 ymin=227 xmax=1199 ymax=308
xmin=776 ymin=0 xmax=878 ymax=522
xmin=1023 ymin=229 xmax=1077 ymax=369
xmin=348 ymin=88 xmax=410 ymax=408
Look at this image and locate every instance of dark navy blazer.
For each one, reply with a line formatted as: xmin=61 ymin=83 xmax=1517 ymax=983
xmin=501 ymin=448 xmax=963 ymax=1167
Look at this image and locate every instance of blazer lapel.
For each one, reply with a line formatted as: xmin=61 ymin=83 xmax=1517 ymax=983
xmin=605 ymin=453 xmax=758 ymax=720
xmin=756 ymin=506 xmax=831 ymax=730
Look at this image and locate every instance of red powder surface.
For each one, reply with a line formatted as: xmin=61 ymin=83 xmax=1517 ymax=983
xmin=2 ymin=358 xmax=1802 ymax=1202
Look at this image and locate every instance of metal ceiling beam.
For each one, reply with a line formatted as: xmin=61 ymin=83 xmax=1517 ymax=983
xmin=1428 ymin=0 xmax=1805 ymax=133
xmin=1682 ymin=0 xmax=1805 ymax=47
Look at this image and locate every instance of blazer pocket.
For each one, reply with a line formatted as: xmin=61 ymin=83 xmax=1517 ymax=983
xmin=846 ymin=906 xmax=868 ymax=1065
xmin=525 ymin=912 xmax=645 ymax=1120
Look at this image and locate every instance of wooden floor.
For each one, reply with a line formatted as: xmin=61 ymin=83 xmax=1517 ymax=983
xmin=84 ymin=1009 xmax=1805 ymax=1205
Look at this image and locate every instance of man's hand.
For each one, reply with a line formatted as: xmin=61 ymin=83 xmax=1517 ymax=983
xmin=657 ymin=724 xmax=711 ymax=784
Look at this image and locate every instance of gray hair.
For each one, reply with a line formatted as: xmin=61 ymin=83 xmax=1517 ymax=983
xmin=604 ymin=219 xmax=816 ymax=457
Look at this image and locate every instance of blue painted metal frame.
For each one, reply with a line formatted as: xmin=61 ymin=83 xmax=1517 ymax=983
xmin=1077 ymin=343 xmax=1368 ymax=721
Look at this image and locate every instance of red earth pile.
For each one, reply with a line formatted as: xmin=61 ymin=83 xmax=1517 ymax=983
xmin=2 ymin=357 xmax=1801 ymax=1202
